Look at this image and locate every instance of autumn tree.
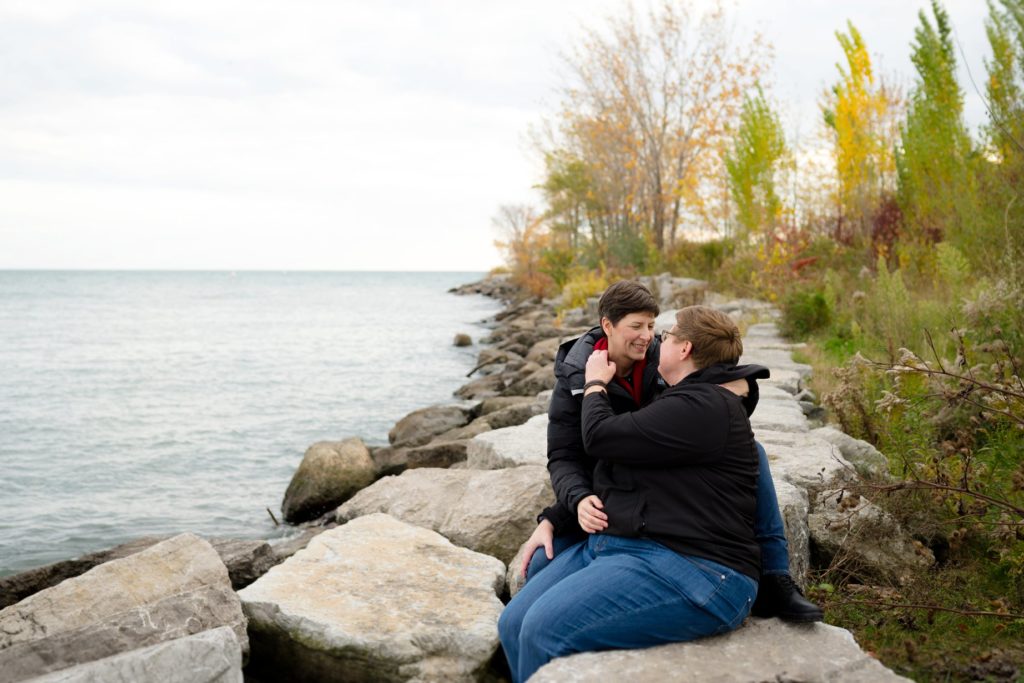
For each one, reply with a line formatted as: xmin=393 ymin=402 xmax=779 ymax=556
xmin=896 ymin=0 xmax=974 ymax=245
xmin=984 ymin=0 xmax=1024 ymax=158
xmin=725 ymin=85 xmax=788 ymax=242
xmin=492 ymin=204 xmax=553 ymax=297
xmin=822 ymin=21 xmax=903 ymax=242
xmin=543 ymin=0 xmax=766 ymax=267
xmin=977 ymin=0 xmax=1024 ymax=265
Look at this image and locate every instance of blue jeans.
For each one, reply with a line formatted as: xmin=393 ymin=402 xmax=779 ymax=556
xmin=500 ymin=534 xmax=757 ymax=683
xmin=527 ymin=441 xmax=791 ymax=582
xmin=753 ymin=441 xmax=790 ymax=575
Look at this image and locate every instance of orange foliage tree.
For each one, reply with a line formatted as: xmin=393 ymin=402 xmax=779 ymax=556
xmin=540 ymin=0 xmax=767 ymax=268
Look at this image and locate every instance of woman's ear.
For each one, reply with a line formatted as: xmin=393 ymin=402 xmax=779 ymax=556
xmin=600 ymin=317 xmax=613 ymax=336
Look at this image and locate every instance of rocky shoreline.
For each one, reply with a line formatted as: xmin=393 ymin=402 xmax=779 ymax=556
xmin=0 ymin=274 xmax=926 ymax=682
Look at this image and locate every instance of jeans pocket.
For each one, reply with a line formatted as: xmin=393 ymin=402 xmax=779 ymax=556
xmin=668 ymin=555 xmax=725 ymax=608
xmin=682 ymin=557 xmax=756 ymax=631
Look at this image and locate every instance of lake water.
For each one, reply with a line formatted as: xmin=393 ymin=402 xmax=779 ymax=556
xmin=0 ymin=271 xmax=500 ymax=577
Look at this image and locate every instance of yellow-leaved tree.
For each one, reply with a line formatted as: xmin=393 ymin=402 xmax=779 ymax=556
xmin=822 ymin=21 xmax=903 ymax=244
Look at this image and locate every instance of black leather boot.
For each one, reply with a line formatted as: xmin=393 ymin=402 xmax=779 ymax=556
xmin=751 ymin=574 xmax=824 ymax=622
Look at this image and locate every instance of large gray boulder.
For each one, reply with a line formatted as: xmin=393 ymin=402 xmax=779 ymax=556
xmin=466 ymin=414 xmax=548 ymax=469
xmin=0 ymin=536 xmax=165 ymax=610
xmin=503 ymin=365 xmax=557 ymax=396
xmin=454 ymin=374 xmax=505 ymax=400
xmin=207 ymin=539 xmax=277 ymax=590
xmin=525 ymin=337 xmax=564 ymax=366
xmin=388 ymin=404 xmax=474 ymax=447
xmin=639 ymin=274 xmax=708 ymax=309
xmin=808 ymin=488 xmax=934 ymax=585
xmin=336 ymin=466 xmax=552 ymax=564
xmin=481 ymin=400 xmax=545 ymax=430
xmin=281 ymin=438 xmax=376 ymax=524
xmin=404 ymin=439 xmax=470 ymax=469
xmin=478 ymin=395 xmax=537 ymax=415
xmin=757 ymin=429 xmax=856 ymax=493
xmin=0 ymin=534 xmax=247 ymax=683
xmin=0 ymin=537 xmax=277 ymax=609
xmin=531 ymin=618 xmax=912 ymax=682
xmin=239 ymin=514 xmax=505 ymax=683
xmin=30 ymin=626 xmax=243 ymax=683
xmin=811 ymin=426 xmax=891 ymax=479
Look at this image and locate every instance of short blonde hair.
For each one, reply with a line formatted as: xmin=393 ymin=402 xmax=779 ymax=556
xmin=674 ymin=305 xmax=742 ymax=368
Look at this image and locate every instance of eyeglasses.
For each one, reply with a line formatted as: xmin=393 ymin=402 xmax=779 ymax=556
xmin=660 ymin=329 xmax=686 ymax=343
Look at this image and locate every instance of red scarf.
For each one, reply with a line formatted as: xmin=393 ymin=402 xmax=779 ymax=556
xmin=594 ymin=336 xmax=647 ymax=405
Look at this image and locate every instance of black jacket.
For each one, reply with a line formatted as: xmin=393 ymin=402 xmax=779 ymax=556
xmin=541 ymin=328 xmax=764 ymax=534
xmin=543 ymin=327 xmax=663 ymax=533
xmin=581 ymin=362 xmax=770 ymax=580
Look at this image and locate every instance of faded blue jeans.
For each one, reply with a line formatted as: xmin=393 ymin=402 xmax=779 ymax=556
xmin=528 ymin=441 xmax=790 ymax=581
xmin=500 ymin=534 xmax=757 ymax=683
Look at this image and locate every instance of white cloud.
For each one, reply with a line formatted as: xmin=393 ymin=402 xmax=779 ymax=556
xmin=0 ymin=0 xmax=1001 ymax=270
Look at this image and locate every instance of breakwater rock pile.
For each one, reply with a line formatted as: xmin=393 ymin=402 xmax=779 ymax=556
xmin=0 ymin=274 xmax=923 ymax=682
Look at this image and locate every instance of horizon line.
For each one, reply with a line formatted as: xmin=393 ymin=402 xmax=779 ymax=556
xmin=0 ymin=267 xmax=497 ymax=274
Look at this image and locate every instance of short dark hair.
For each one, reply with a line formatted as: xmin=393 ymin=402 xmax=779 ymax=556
xmin=674 ymin=305 xmax=743 ymax=368
xmin=598 ymin=280 xmax=660 ymax=325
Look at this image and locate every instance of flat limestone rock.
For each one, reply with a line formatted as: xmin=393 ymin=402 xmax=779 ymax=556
xmin=0 ymin=534 xmax=247 ymax=683
xmin=0 ymin=537 xmax=277 ymax=609
xmin=811 ymin=426 xmax=891 ymax=480
xmin=336 ymin=466 xmax=552 ymax=564
xmin=531 ymin=618 xmax=912 ymax=683
xmin=740 ymin=347 xmax=813 ymax=378
xmin=773 ymin=479 xmax=810 ymax=585
xmin=466 ymin=414 xmax=548 ymax=469
xmin=30 ymin=626 xmax=243 ymax=683
xmin=756 ymin=430 xmax=855 ymax=492
xmin=749 ymin=400 xmax=810 ymax=433
xmin=0 ymin=536 xmax=166 ymax=610
xmin=758 ymin=384 xmax=798 ymax=402
xmin=761 ymin=368 xmax=803 ymax=394
xmin=239 ymin=513 xmax=505 ymax=683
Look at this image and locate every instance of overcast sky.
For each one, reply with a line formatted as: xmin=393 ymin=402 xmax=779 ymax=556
xmin=0 ymin=0 xmax=992 ymax=271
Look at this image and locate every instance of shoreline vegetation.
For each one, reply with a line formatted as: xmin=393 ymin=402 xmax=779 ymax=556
xmin=482 ymin=0 xmax=1023 ymax=679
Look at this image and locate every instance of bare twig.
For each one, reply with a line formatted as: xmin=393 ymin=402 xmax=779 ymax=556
xmin=266 ymin=507 xmax=280 ymax=527
xmin=868 ymin=359 xmax=1024 ymax=402
xmin=830 ymin=597 xmax=1024 ymax=620
xmin=866 ymin=480 xmax=1024 ymax=518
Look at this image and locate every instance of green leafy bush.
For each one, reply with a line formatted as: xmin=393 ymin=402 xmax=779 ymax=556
xmin=781 ymin=287 xmax=833 ymax=337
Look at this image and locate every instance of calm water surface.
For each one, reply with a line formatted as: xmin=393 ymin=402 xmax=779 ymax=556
xmin=0 ymin=271 xmax=500 ymax=576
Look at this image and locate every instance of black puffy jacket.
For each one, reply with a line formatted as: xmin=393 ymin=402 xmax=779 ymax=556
xmin=582 ymin=362 xmax=770 ymax=580
xmin=541 ymin=327 xmax=663 ymax=534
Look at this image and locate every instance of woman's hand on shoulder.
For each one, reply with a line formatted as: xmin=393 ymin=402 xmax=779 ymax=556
xmin=585 ymin=349 xmax=616 ymax=386
xmin=718 ymin=378 xmax=749 ymax=397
